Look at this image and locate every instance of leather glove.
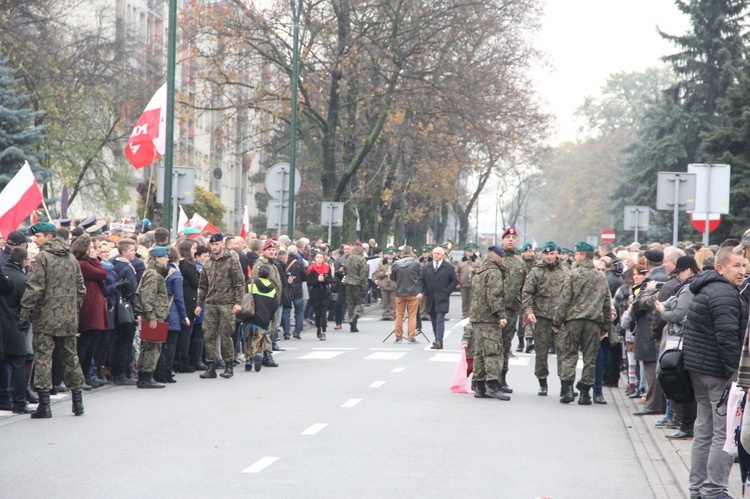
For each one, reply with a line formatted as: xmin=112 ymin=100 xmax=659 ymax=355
xmin=115 ymin=278 xmax=130 ymax=291
xmin=17 ymin=319 xmax=30 ymax=332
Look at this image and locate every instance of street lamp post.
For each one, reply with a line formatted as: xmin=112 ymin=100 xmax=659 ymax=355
xmin=288 ymin=0 xmax=303 ymax=237
xmin=163 ymin=0 xmax=178 ymax=232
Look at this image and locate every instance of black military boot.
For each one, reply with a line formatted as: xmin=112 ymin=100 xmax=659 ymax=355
xmin=485 ymin=380 xmax=511 ymax=401
xmin=220 ymin=363 xmax=234 ymax=379
xmin=537 ymin=378 xmax=548 ymax=396
xmin=560 ymin=381 xmax=575 ymax=404
xmin=525 ymin=338 xmax=535 ymax=353
xmin=137 ymin=371 xmax=165 ymax=389
xmin=350 ymin=314 xmax=359 ymax=333
xmin=71 ymin=391 xmax=84 ymax=416
xmin=199 ymin=362 xmax=217 ymax=379
xmin=499 ymin=373 xmax=513 ymax=394
xmin=262 ymin=352 xmax=279 ymax=367
xmin=577 ymin=382 xmax=592 ymax=405
xmin=31 ymin=391 xmax=52 ymax=419
xmin=474 ymin=380 xmax=488 ymax=398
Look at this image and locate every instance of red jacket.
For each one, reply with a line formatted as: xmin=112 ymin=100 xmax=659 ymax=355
xmin=78 ymin=258 xmax=109 ymax=332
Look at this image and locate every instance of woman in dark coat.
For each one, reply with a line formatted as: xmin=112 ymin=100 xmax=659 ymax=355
xmin=176 ymin=240 xmax=198 ymax=372
xmin=307 ymin=252 xmax=332 ymax=340
xmin=157 ymin=247 xmax=188 ymax=383
xmin=0 ymin=248 xmax=29 ymax=412
xmin=73 ymin=236 xmax=109 ymax=389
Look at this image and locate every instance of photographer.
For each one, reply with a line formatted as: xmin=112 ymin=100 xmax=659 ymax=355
xmin=284 ymin=245 xmax=307 ymax=339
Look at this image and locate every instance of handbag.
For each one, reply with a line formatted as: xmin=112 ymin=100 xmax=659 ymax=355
xmin=656 ymin=337 xmax=694 ymax=403
xmin=116 ymin=296 xmax=135 ymax=326
xmin=235 ymin=283 xmax=256 ymax=321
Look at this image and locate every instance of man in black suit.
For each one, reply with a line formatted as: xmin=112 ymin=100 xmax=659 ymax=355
xmin=420 ymin=247 xmax=458 ymax=349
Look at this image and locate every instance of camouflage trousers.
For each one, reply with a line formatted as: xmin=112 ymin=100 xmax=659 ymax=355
xmin=523 ymin=323 xmax=534 ymax=340
xmin=137 ymin=340 xmax=162 ymax=373
xmin=460 ymin=287 xmax=472 ymax=319
xmin=346 ymin=284 xmax=365 ymax=318
xmin=203 ymin=304 xmax=235 ymax=362
xmin=243 ymin=323 xmax=268 ymax=360
xmin=533 ymin=317 xmax=565 ymax=379
xmin=501 ymin=309 xmax=520 ymax=373
xmin=33 ymin=332 xmax=83 ymax=392
xmin=472 ymin=323 xmax=504 ymax=382
xmin=559 ymin=319 xmax=601 ymax=385
xmin=380 ymin=289 xmax=395 ymax=319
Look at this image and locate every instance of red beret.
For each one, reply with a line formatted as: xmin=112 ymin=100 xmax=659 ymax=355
xmin=501 ymin=228 xmax=518 ymax=239
xmin=262 ymin=240 xmax=277 ymax=251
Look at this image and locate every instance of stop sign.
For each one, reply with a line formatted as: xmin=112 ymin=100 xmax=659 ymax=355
xmin=601 ymin=229 xmax=615 ymax=243
xmin=690 ymin=213 xmax=721 ymax=233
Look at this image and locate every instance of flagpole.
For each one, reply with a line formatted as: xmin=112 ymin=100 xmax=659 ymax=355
xmin=143 ymin=160 xmax=156 ymax=221
xmin=41 ymin=198 xmax=52 ymax=222
xmin=162 ymin=0 xmax=177 ymax=232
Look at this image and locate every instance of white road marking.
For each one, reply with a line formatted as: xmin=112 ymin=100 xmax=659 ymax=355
xmin=341 ymin=399 xmax=362 ymax=408
xmin=370 ymin=381 xmax=386 ymax=388
xmin=242 ymin=457 xmax=280 ymax=473
xmin=365 ymin=352 xmax=407 ymax=360
xmin=429 ymin=353 xmax=461 ymax=363
xmin=298 ymin=351 xmax=345 ymax=360
xmin=391 ymin=367 xmax=406 ymax=373
xmin=509 ymin=357 xmax=530 ymax=366
xmin=301 ymin=423 xmax=328 ymax=435
xmin=370 ymin=348 xmax=408 ymax=351
xmin=313 ymin=347 xmax=357 ymax=350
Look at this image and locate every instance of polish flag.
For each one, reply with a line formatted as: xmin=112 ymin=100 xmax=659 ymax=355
xmin=239 ymin=205 xmax=250 ymax=239
xmin=177 ymin=205 xmax=189 ymax=234
xmin=124 ymin=83 xmax=167 ymax=169
xmin=0 ymin=162 xmax=44 ymax=237
xmin=190 ymin=212 xmax=221 ymax=235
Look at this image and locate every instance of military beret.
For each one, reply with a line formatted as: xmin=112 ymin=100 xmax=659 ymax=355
xmin=80 ymin=216 xmax=97 ymax=229
xmin=520 ymin=243 xmax=532 ymax=252
xmin=58 ymin=218 xmax=71 ymax=227
xmin=643 ymin=249 xmax=664 ymax=265
xmin=354 ymin=240 xmax=363 ymax=247
xmin=6 ymin=231 xmax=28 ymax=246
xmin=540 ymin=241 xmax=557 ymax=253
xmin=29 ymin=222 xmax=57 ymax=235
xmin=149 ymin=246 xmax=169 ymax=258
xmin=262 ymin=240 xmax=277 ymax=251
xmin=487 ymin=245 xmax=505 ymax=257
xmin=501 ymin=227 xmax=518 ymax=239
xmin=574 ymin=242 xmax=595 ymax=253
xmin=209 ymin=233 xmax=225 ymax=243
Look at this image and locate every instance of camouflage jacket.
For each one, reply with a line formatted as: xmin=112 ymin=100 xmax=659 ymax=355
xmin=553 ymin=259 xmax=612 ymax=328
xmin=469 ymin=259 xmax=506 ymax=324
xmin=252 ymin=255 xmax=282 ymax=302
xmin=456 ymin=254 xmax=482 ymax=288
xmin=197 ymin=249 xmax=245 ymax=306
xmin=372 ymin=259 xmax=396 ymax=291
xmin=20 ymin=237 xmax=85 ymax=335
xmin=521 ymin=260 xmax=569 ymax=319
xmin=343 ymin=252 xmax=368 ymax=287
xmin=500 ymin=249 xmax=526 ymax=311
xmin=135 ymin=261 xmax=169 ymax=321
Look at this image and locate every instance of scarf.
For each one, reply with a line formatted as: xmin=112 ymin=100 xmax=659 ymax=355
xmin=308 ymin=261 xmax=330 ymax=276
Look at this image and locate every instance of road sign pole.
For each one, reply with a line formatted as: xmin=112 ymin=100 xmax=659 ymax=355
xmin=704 ymin=165 xmax=711 ymax=246
xmin=634 ymin=210 xmax=640 ymax=243
xmin=328 ymin=203 xmax=334 ymax=244
xmin=672 ymin=177 xmax=681 ymax=246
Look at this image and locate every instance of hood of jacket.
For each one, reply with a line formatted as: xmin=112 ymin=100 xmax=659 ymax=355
xmin=689 ymin=270 xmax=731 ymax=294
xmin=475 ymin=259 xmax=502 ymax=275
xmin=41 ymin=237 xmax=71 ymax=257
xmin=392 ymin=256 xmax=417 ymax=270
xmin=148 ymin=259 xmax=169 ymax=277
xmin=255 ymin=277 xmax=275 ymax=293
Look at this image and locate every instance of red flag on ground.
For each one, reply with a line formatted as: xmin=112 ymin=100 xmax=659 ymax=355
xmin=0 ymin=161 xmax=43 ymax=237
xmin=124 ymin=83 xmax=167 ymax=169
xmin=240 ymin=205 xmax=250 ymax=239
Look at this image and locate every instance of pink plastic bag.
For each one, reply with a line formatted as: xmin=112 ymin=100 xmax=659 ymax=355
xmin=450 ymin=347 xmax=474 ymax=394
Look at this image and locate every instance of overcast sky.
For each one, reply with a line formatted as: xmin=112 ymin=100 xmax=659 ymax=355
xmin=532 ymin=0 xmax=690 ymax=144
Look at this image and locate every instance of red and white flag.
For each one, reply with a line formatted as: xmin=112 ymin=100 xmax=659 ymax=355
xmin=239 ymin=205 xmax=250 ymax=239
xmin=124 ymin=83 xmax=167 ymax=169
xmin=190 ymin=212 xmax=221 ymax=235
xmin=0 ymin=161 xmax=43 ymax=237
xmin=177 ymin=205 xmax=189 ymax=234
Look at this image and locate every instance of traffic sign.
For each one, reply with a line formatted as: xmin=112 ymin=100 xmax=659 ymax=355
xmin=265 ymin=162 xmax=301 ymax=200
xmin=690 ymin=213 xmax=721 ymax=233
xmin=601 ymin=229 xmax=615 ymax=243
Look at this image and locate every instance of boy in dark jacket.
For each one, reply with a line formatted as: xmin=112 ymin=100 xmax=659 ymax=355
xmin=243 ymin=265 xmax=279 ymax=372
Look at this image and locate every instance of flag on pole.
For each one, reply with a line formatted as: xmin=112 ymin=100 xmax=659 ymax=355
xmin=60 ymin=184 xmax=69 ymax=218
xmin=177 ymin=205 xmax=189 ymax=234
xmin=0 ymin=161 xmax=44 ymax=237
xmin=124 ymin=83 xmax=167 ymax=169
xmin=239 ymin=205 xmax=250 ymax=239
xmin=190 ymin=212 xmax=221 ymax=235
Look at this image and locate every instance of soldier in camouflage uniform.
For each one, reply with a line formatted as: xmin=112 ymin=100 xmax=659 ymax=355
xmin=252 ymin=240 xmax=282 ymax=367
xmin=196 ymin=233 xmax=245 ymax=379
xmin=372 ymin=247 xmax=397 ymax=320
xmin=134 ymin=246 xmax=170 ymax=388
xmin=469 ymin=246 xmax=510 ymax=401
xmin=19 ymin=222 xmax=86 ymax=418
xmin=499 ymin=228 xmax=526 ymax=393
xmin=553 ymin=242 xmax=613 ymax=405
xmin=456 ymin=244 xmax=482 ymax=319
xmin=519 ymin=243 xmax=536 ymax=352
xmin=418 ymin=245 xmax=433 ymax=320
xmin=521 ymin=241 xmax=568 ymax=396
xmin=343 ymin=244 xmax=368 ymax=332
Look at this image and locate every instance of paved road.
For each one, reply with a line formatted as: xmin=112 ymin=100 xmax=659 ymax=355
xmin=0 ymin=295 xmax=666 ymax=498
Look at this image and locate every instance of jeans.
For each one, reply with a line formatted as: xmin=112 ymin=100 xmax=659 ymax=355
xmin=291 ymin=298 xmax=304 ymax=335
xmin=593 ymin=339 xmax=611 ymax=396
xmin=688 ymin=371 xmax=733 ymax=499
xmin=0 ymin=356 xmax=26 ymax=407
xmin=429 ymin=311 xmax=446 ymax=342
xmin=112 ymin=321 xmax=136 ymax=377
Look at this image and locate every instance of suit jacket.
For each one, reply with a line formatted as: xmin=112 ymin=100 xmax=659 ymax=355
xmin=420 ymin=260 xmax=458 ymax=314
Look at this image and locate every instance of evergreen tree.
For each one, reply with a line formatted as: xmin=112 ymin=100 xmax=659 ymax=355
xmin=0 ymin=56 xmax=45 ymax=188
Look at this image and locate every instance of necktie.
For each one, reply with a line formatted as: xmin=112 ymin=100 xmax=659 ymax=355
xmin=434 ymin=262 xmax=438 ymax=272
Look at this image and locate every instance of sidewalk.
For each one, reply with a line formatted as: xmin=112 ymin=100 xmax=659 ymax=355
xmin=611 ymin=381 xmax=744 ymax=498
